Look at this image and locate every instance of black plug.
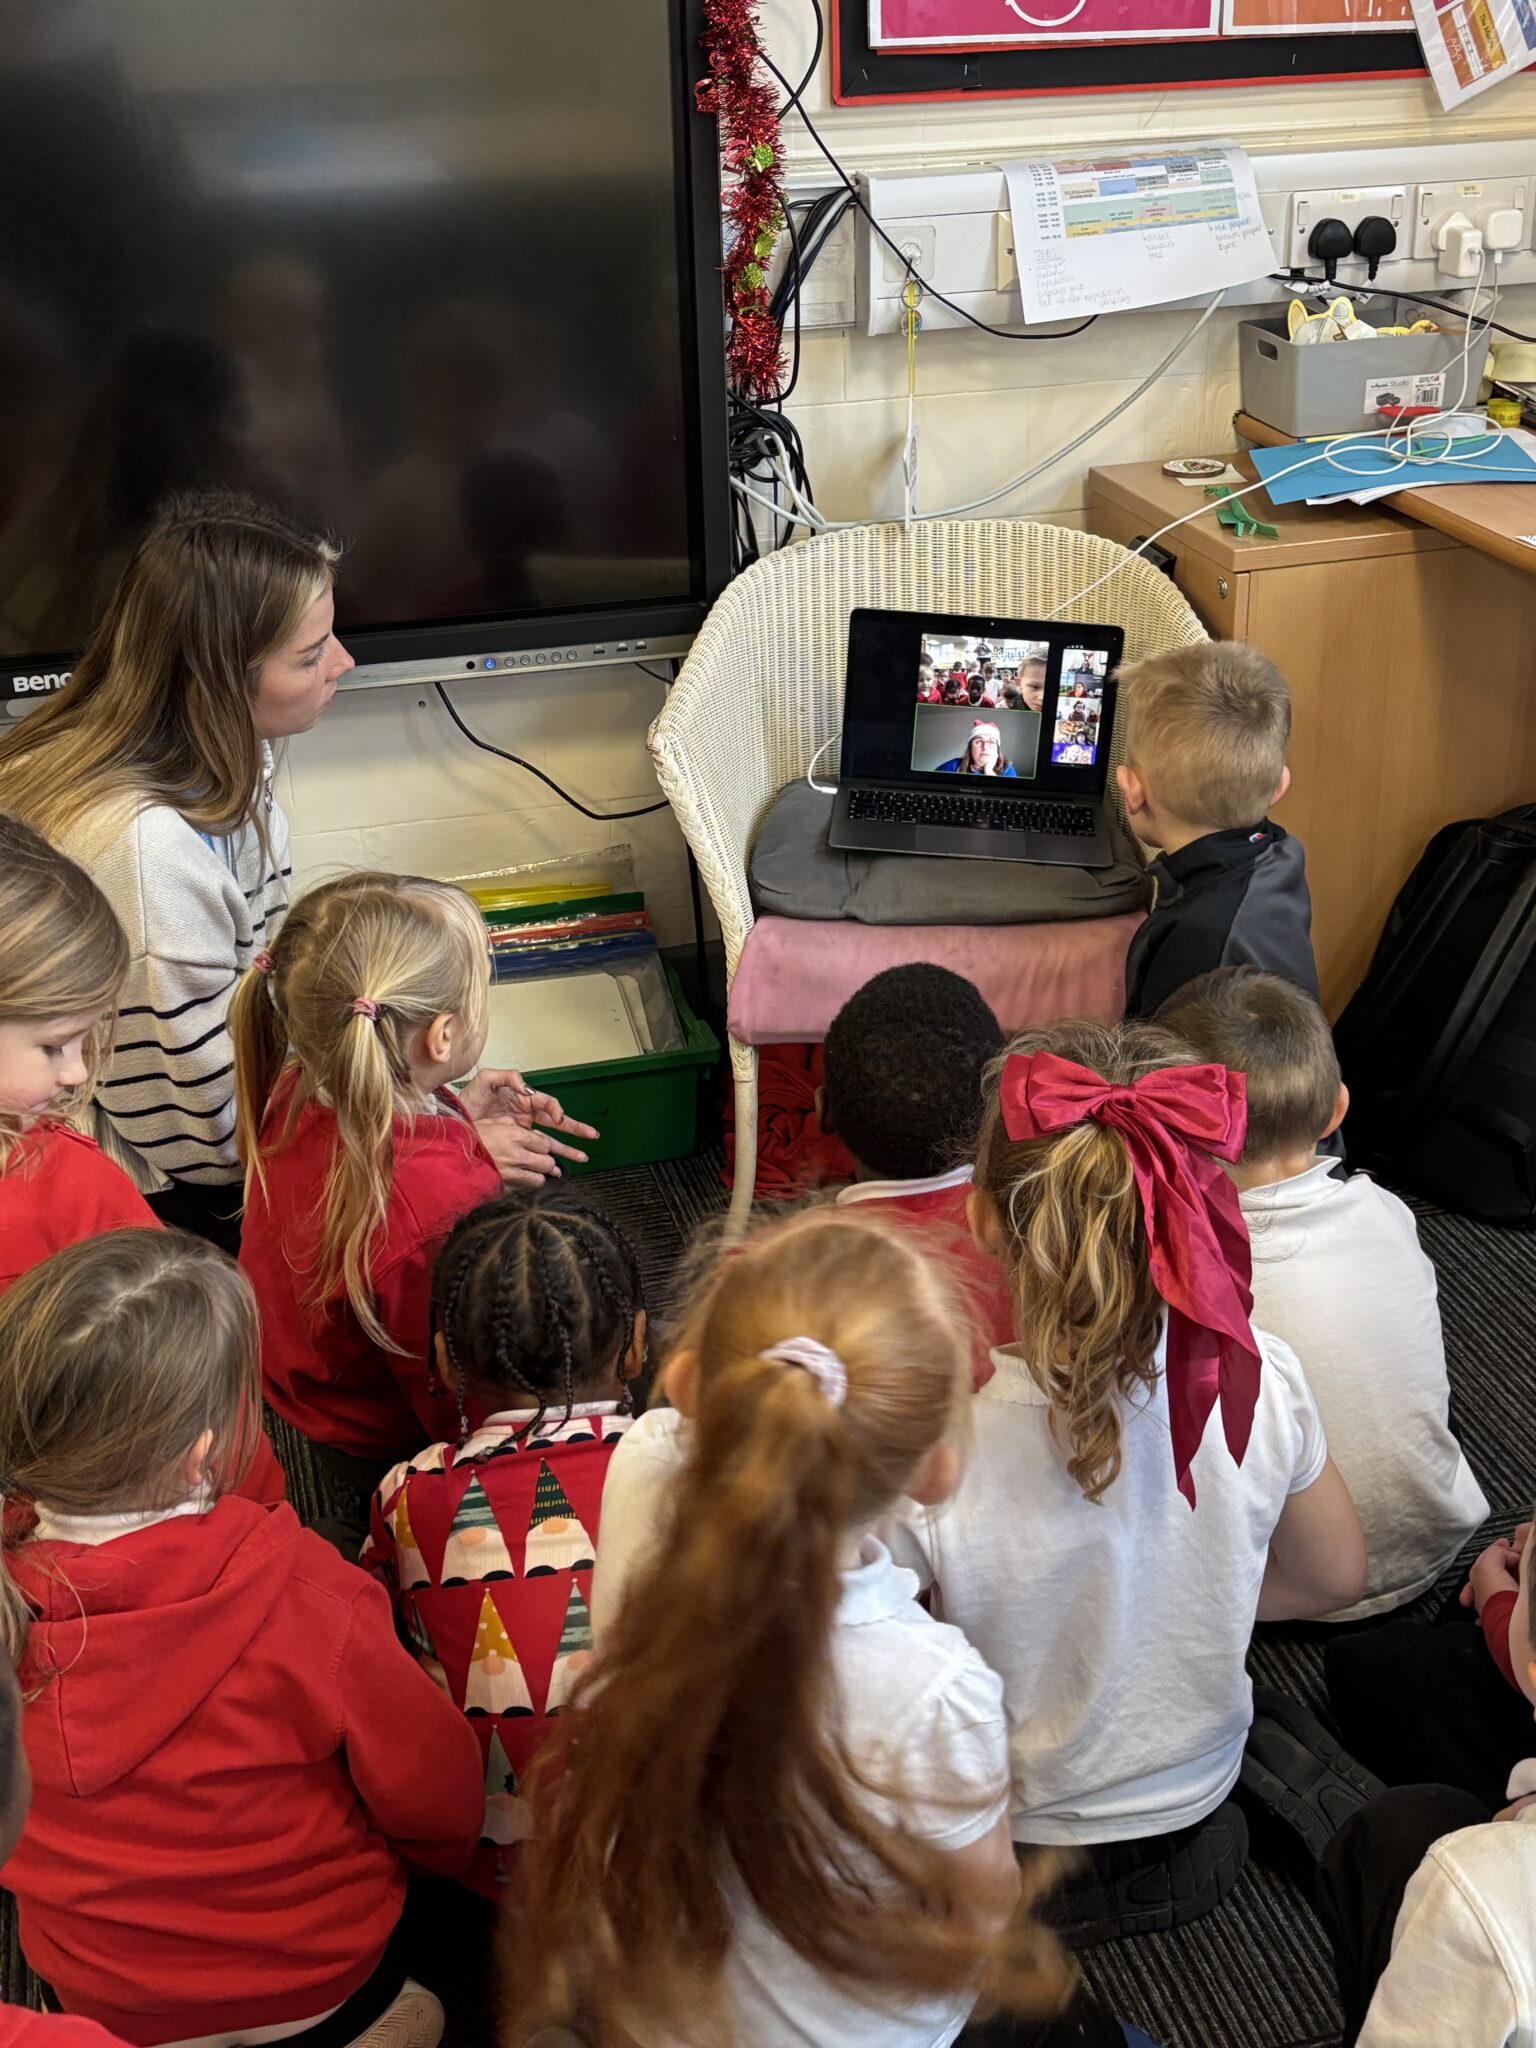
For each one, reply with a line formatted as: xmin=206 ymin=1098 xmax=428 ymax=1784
xmin=1307 ymin=216 xmax=1355 ymax=285
xmin=1353 ymin=215 xmax=1397 ymax=282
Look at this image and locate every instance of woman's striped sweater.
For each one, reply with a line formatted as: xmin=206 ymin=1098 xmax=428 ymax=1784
xmin=58 ymin=765 xmax=291 ymax=1192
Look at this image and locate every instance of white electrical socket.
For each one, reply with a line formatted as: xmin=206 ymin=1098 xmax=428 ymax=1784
xmin=1285 ymin=185 xmax=1407 ymax=269
xmin=1413 ymin=177 xmax=1529 ymax=259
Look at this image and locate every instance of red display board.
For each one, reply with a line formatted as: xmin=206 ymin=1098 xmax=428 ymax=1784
xmin=871 ymin=0 xmax=1219 ymax=40
xmin=835 ymin=0 xmax=1426 ymax=97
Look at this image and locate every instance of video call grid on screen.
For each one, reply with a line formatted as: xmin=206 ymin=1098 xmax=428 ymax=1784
xmin=912 ymin=631 xmax=1114 ymax=780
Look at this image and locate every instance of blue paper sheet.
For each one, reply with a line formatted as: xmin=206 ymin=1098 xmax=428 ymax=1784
xmin=1249 ymin=434 xmax=1536 ymax=506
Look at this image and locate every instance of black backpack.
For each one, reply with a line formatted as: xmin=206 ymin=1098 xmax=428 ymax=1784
xmin=1335 ymin=804 xmax=1536 ymax=1224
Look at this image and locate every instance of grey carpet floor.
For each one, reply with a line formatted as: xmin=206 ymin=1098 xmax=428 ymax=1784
xmin=4 ymin=1157 xmax=1531 ymax=2047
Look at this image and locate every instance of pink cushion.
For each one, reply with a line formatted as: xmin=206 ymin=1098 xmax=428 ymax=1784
xmin=728 ymin=912 xmax=1144 ymax=1045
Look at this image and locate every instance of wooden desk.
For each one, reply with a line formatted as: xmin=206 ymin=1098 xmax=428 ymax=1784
xmin=1089 ymin=455 xmax=1536 ymax=1015
xmin=1236 ymin=410 xmax=1536 ymax=575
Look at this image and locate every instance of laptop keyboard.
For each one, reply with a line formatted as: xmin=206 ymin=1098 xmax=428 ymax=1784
xmin=847 ymin=787 xmax=1098 ymax=837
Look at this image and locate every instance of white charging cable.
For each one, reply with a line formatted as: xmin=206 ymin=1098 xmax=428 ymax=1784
xmin=732 ymin=290 xmax=1225 ymax=537
xmin=1050 ymin=262 xmax=1518 ymax=621
xmin=806 ymin=728 xmax=842 ymax=795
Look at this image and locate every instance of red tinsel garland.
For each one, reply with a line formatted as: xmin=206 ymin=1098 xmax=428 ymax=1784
xmin=696 ymin=0 xmax=787 ymax=401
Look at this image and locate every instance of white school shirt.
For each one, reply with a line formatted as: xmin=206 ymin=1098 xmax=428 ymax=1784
xmin=889 ymin=1322 xmax=1327 ymax=1846
xmin=594 ymin=1410 xmax=1011 ymax=2048
xmin=1241 ymin=1160 xmax=1488 ymax=1620
xmin=1358 ymin=1761 xmax=1536 ymax=2048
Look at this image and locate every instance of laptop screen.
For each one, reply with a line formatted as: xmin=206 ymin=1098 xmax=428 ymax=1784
xmin=842 ymin=608 xmax=1124 ymax=796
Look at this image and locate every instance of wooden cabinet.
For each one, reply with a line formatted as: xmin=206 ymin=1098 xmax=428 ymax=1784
xmin=1090 ymin=457 xmax=1536 ymax=1015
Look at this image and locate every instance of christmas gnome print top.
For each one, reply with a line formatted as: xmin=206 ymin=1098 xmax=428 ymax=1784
xmin=364 ymin=1402 xmax=633 ymax=1898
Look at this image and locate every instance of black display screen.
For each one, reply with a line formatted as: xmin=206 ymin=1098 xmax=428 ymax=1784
xmin=0 ymin=0 xmax=725 ymax=665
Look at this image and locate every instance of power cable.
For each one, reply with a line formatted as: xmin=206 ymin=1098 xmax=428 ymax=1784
xmin=432 ymin=683 xmax=669 ymax=821
xmin=760 ymin=1 xmax=1097 ymax=344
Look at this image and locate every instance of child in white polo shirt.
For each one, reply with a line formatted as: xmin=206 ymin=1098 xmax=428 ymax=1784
xmin=1158 ymin=964 xmax=1489 ymax=1619
xmin=890 ymin=1018 xmax=1366 ymax=1943
xmin=525 ymin=1204 xmax=1144 ymax=2048
xmin=1316 ymin=1490 xmax=1536 ymax=2046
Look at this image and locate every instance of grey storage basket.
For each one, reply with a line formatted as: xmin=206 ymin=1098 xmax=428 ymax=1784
xmin=1239 ymin=313 xmax=1492 ymax=437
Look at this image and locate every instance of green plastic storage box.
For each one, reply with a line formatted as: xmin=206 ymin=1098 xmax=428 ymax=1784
xmin=521 ymin=965 xmax=719 ymax=1175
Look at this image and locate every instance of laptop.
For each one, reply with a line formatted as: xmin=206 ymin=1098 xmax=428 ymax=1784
xmin=828 ymin=607 xmax=1125 ymax=868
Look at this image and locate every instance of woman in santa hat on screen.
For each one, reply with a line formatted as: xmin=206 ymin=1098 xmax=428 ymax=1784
xmin=938 ymin=720 xmax=1016 ymax=778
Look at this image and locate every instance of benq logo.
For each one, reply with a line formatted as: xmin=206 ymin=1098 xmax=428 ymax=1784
xmin=7 ymin=672 xmax=71 ymax=695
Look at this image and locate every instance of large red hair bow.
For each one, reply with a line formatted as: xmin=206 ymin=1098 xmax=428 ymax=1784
xmin=998 ymin=1050 xmax=1260 ymax=1507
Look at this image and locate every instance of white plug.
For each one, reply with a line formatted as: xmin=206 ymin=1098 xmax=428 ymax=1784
xmin=1435 ymin=210 xmax=1485 ymax=278
xmin=1477 ymin=204 xmax=1525 ymax=253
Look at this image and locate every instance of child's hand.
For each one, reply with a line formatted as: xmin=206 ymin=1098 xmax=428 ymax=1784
xmin=1460 ymin=1535 xmax=1524 ymax=1616
xmin=468 ymin=1067 xmax=599 ymax=1144
xmin=457 ymin=1067 xmax=536 ymax=1123
xmin=1497 ymin=1792 xmax=1536 ymax=1821
xmin=462 ymin=1067 xmax=600 ymax=1188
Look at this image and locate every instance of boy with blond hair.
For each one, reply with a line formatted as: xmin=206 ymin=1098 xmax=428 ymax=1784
xmin=1117 ymin=641 xmax=1318 ymax=1018
xmin=1159 ymin=965 xmax=1487 ymax=1619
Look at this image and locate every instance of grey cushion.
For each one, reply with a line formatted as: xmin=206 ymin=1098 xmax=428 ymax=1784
xmin=748 ymin=781 xmax=1152 ymax=926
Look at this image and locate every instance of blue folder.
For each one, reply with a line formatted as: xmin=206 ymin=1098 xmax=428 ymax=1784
xmin=1249 ymin=433 xmax=1536 ymax=506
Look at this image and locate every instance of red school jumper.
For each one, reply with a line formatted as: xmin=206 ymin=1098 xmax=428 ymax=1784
xmin=365 ymin=1403 xmax=633 ymax=1898
xmin=0 ymin=1122 xmax=286 ymax=1505
xmin=2 ymin=1496 xmax=482 ymax=2047
xmin=836 ymin=1165 xmax=1014 ymax=1390
xmin=0 ymin=1122 xmax=155 ymax=1287
xmin=0 ymin=2014 xmax=129 ymax=2048
xmin=241 ymin=1074 xmax=502 ymax=1459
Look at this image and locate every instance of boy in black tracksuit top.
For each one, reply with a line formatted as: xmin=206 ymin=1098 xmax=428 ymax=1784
xmin=1114 ymin=640 xmax=1319 ymax=1020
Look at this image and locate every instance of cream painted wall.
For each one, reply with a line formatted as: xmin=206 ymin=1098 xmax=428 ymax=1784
xmin=282 ymin=4 xmax=1536 ymax=913
xmin=763 ymin=0 xmax=1536 ymax=528
xmin=277 ymin=661 xmax=704 ymax=945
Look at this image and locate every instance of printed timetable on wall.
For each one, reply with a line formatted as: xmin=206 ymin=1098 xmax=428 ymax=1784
xmin=1001 ymin=144 xmax=1278 ymax=323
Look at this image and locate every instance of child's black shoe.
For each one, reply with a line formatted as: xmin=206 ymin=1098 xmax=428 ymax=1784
xmin=1240 ymin=1687 xmax=1385 ymax=1866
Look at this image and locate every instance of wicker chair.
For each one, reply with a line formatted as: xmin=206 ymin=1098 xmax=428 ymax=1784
xmin=648 ymin=519 xmax=1207 ymax=1230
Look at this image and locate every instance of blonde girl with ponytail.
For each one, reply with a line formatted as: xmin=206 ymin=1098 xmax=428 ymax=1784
xmin=231 ymin=870 xmax=594 ymax=1552
xmin=0 ymin=1229 xmax=481 ymax=2048
xmin=515 ymin=1205 xmax=1130 ymax=2048
xmin=889 ymin=1020 xmax=1366 ymax=1945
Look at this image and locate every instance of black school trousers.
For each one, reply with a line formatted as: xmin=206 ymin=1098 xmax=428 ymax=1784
xmin=958 ymin=1986 xmax=1130 ymax=2046
xmin=145 ymin=1176 xmax=244 ymax=1258
xmin=1324 ymin=1596 xmax=1533 ymax=1812
xmin=1315 ymin=1783 xmax=1488 ymax=2045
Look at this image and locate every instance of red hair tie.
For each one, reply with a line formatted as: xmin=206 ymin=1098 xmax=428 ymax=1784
xmin=998 ymin=1050 xmax=1259 ymax=1508
xmin=352 ymin=997 xmax=379 ymax=1021
xmin=252 ymin=951 xmax=274 ymax=976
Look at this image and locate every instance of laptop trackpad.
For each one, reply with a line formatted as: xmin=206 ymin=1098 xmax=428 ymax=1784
xmin=874 ymin=821 xmax=920 ymax=851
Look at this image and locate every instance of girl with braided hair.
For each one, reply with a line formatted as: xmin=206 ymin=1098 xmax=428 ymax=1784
xmin=363 ymin=1188 xmax=646 ymax=1900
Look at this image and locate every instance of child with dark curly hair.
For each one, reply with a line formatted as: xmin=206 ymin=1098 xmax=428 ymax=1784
xmin=818 ymin=963 xmax=1012 ymax=1388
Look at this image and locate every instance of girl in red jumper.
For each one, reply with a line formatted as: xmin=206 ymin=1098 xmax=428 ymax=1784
xmin=364 ymin=1190 xmax=647 ymax=1900
xmin=0 ymin=812 xmax=152 ymax=1288
xmin=0 ymin=813 xmax=288 ymax=1505
xmin=232 ymin=871 xmax=593 ymax=1554
xmin=0 ymin=1228 xmax=482 ymax=2048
